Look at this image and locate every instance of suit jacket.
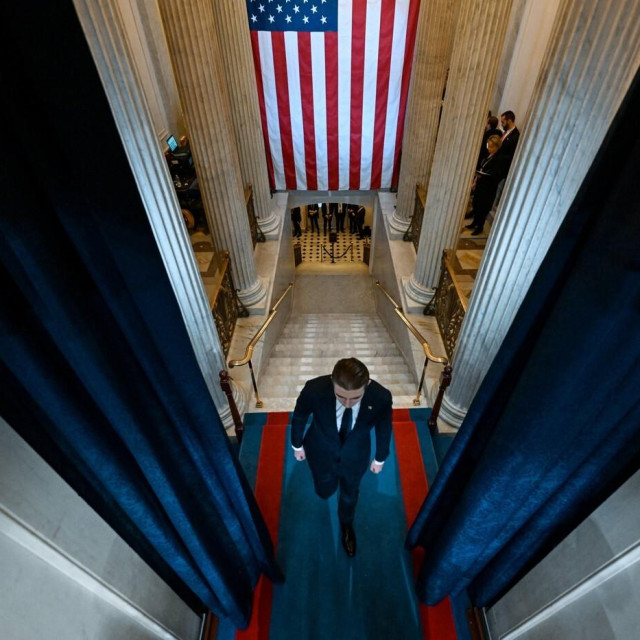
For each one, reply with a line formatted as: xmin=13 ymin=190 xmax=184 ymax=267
xmin=473 ymin=153 xmax=504 ymax=211
xmin=499 ymin=126 xmax=520 ymax=176
xmin=291 ymin=376 xmax=392 ymax=478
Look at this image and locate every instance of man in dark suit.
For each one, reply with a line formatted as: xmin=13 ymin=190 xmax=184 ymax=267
xmin=347 ymin=204 xmax=357 ymax=234
xmin=290 ymin=206 xmax=302 ymax=238
xmin=499 ymin=110 xmax=520 ymax=177
xmin=321 ymin=202 xmax=333 ymax=235
xmin=355 ymin=205 xmax=366 ymax=239
xmin=291 ymin=358 xmax=392 ymax=557
xmin=335 ymin=202 xmax=346 ymax=232
xmin=307 ymin=203 xmax=320 ymax=233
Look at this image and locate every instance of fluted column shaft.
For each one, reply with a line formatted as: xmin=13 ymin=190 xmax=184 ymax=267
xmin=157 ymin=0 xmax=266 ymax=307
xmin=440 ymin=0 xmax=640 ymax=427
xmin=213 ymin=0 xmax=279 ymax=234
xmin=405 ymin=0 xmax=513 ymax=305
xmin=392 ymin=0 xmax=458 ymax=232
xmin=71 ymin=0 xmax=243 ymax=427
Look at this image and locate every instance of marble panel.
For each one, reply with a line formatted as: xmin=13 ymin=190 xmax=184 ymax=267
xmin=486 ymin=469 xmax=640 ymax=639
xmin=0 ymin=418 xmax=200 ymax=639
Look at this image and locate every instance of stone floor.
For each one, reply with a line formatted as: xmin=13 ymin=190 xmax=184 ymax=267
xmin=294 ymin=225 xmax=370 ymax=264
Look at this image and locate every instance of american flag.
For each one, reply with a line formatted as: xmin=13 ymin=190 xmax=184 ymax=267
xmin=246 ymin=0 xmax=420 ymax=191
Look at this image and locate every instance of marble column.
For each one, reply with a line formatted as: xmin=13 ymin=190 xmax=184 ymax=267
xmin=72 ymin=0 xmax=245 ymax=428
xmin=157 ymin=0 xmax=267 ymax=308
xmin=439 ymin=0 xmax=640 ymax=428
xmin=404 ymin=0 xmax=513 ymax=307
xmin=391 ymin=0 xmax=458 ymax=235
xmin=213 ymin=0 xmax=279 ymax=236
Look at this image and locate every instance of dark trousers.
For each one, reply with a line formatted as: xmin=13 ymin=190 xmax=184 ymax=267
xmin=336 ymin=212 xmax=346 ymax=231
xmin=471 ymin=205 xmax=491 ymax=231
xmin=292 ymin=220 xmax=301 ymax=237
xmin=308 ymin=215 xmax=319 ymax=233
xmin=323 ymin=216 xmax=333 ymax=234
xmin=348 ymin=216 xmax=357 ymax=233
xmin=312 ymin=468 xmax=361 ymax=525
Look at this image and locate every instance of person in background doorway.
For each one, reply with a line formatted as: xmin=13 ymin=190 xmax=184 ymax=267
xmin=307 ymin=204 xmax=320 ymax=234
xmin=322 ymin=203 xmax=333 ymax=235
xmin=291 ymin=207 xmax=302 ymax=238
xmin=355 ymin=205 xmax=366 ymax=239
xmin=335 ymin=203 xmax=346 ymax=232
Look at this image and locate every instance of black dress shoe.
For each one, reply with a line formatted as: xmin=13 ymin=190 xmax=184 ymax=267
xmin=464 ymin=223 xmax=476 ymax=230
xmin=471 ymin=227 xmax=484 ymax=236
xmin=341 ymin=524 xmax=356 ymax=557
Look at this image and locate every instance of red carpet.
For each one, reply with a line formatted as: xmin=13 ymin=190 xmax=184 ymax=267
xmin=393 ymin=408 xmax=457 ymax=640
xmin=236 ymin=413 xmax=289 ymax=640
xmin=235 ymin=409 xmax=458 ymax=639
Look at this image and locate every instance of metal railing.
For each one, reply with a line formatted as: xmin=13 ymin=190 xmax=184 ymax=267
xmin=227 ymin=283 xmax=294 ymax=410
xmin=321 ymin=243 xmax=354 ymax=263
xmin=375 ymin=280 xmax=452 ymax=433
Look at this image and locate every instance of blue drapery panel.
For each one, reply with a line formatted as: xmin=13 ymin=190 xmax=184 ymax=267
xmin=407 ymin=69 xmax=640 ymax=606
xmin=0 ymin=1 xmax=280 ymax=629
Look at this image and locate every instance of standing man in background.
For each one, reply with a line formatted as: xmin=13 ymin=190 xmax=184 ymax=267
xmin=291 ymin=358 xmax=392 ymax=557
xmin=499 ymin=110 xmax=520 ymax=177
xmin=291 ymin=206 xmax=302 ymax=238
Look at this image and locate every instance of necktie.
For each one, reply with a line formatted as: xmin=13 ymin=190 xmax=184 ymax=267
xmin=339 ymin=407 xmax=352 ymax=444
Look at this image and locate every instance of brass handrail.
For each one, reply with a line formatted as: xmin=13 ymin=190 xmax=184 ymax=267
xmin=228 ymin=283 xmax=294 ymax=408
xmin=375 ymin=280 xmax=451 ymax=428
xmin=375 ymin=281 xmax=448 ymax=364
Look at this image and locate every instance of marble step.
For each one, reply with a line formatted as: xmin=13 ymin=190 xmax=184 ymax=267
xmin=250 ymin=395 xmax=427 ymax=414
xmin=263 ymin=364 xmax=413 ymax=378
xmin=262 ymin=355 xmax=407 ymax=367
xmin=259 ymin=383 xmax=418 ymax=398
xmin=271 ymin=344 xmax=402 ymax=357
xmin=256 ymin=312 xmax=418 ymax=407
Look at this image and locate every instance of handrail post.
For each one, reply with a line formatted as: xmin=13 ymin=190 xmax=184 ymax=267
xmin=248 ymin=360 xmax=263 ymax=408
xmin=428 ymin=365 xmax=452 ymax=435
xmin=219 ymin=370 xmax=244 ymax=442
xmin=414 ymin=356 xmax=430 ymax=406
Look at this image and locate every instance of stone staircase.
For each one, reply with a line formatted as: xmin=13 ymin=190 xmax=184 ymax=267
xmin=256 ymin=313 xmax=418 ymax=411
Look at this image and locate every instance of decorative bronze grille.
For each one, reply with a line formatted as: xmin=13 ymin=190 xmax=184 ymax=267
xmin=426 ymin=250 xmax=467 ymax=360
xmin=245 ymin=184 xmax=265 ymax=247
xmin=210 ymin=254 xmax=248 ymax=357
xmin=403 ymin=182 xmax=426 ymax=251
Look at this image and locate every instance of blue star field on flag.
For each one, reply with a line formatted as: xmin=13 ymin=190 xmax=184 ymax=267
xmin=246 ymin=0 xmax=337 ymax=32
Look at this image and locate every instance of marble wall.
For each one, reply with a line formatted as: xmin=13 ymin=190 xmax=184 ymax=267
xmin=257 ymin=195 xmax=295 ymax=377
xmin=370 ymin=199 xmax=418 ymax=383
xmin=0 ymin=418 xmax=200 ymax=640
xmin=485 ymin=469 xmax=640 ymax=639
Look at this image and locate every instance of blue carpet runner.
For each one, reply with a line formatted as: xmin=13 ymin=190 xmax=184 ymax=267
xmin=218 ymin=409 xmax=460 ymax=640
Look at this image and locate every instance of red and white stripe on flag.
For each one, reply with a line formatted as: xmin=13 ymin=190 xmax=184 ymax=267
xmin=248 ymin=0 xmax=421 ymax=191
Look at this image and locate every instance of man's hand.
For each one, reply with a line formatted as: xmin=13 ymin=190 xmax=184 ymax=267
xmin=293 ymin=447 xmax=306 ymax=461
xmin=370 ymin=460 xmax=384 ymax=474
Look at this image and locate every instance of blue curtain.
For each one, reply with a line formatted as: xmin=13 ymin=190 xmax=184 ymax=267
xmin=0 ymin=2 xmax=280 ymax=629
xmin=407 ymin=69 xmax=640 ymax=606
